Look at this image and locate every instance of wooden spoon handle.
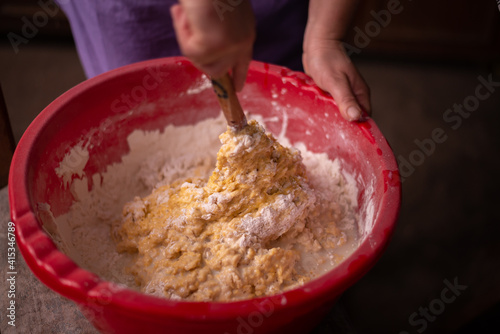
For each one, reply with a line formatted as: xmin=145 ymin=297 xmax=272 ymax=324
xmin=211 ymin=73 xmax=247 ymax=130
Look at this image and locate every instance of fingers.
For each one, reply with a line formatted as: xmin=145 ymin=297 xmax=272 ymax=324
xmin=199 ymin=58 xmax=234 ymax=80
xmin=314 ymin=68 xmax=371 ymax=121
xmin=354 ymin=77 xmax=371 ymax=116
xmin=170 ymin=0 xmax=255 ymax=91
xmin=326 ymin=74 xmax=364 ymax=121
xmin=334 ymin=75 xmax=371 ymax=121
xmin=303 ymin=42 xmax=372 ymax=122
xmin=347 ymin=71 xmax=371 ymax=118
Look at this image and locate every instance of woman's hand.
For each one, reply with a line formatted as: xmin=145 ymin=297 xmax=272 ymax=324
xmin=303 ymin=39 xmax=371 ymax=121
xmin=303 ymin=0 xmax=371 ymax=121
xmin=170 ymin=0 xmax=255 ymax=91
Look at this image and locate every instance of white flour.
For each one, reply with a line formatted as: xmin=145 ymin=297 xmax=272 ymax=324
xmin=42 ymin=113 xmax=359 ymax=287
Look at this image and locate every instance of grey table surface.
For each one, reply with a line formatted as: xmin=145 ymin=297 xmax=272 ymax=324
xmin=0 ymin=186 xmax=353 ymax=334
xmin=0 ymin=186 xmax=98 ymax=334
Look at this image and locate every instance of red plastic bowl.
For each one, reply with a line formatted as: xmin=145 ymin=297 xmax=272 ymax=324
xmin=9 ymin=57 xmax=400 ymax=333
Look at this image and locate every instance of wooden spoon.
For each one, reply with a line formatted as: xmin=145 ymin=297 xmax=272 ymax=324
xmin=211 ymin=73 xmax=247 ymax=130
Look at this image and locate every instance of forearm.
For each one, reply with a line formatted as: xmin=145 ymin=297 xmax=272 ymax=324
xmin=304 ymin=0 xmax=359 ymax=48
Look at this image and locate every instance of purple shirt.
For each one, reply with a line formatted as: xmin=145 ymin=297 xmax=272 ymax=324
xmin=56 ymin=0 xmax=308 ymax=78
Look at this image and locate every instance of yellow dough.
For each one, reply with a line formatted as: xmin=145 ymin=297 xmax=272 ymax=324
xmin=113 ymin=120 xmax=343 ymax=301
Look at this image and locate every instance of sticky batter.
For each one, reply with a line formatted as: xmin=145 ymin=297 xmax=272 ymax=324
xmin=113 ymin=120 xmax=353 ymax=301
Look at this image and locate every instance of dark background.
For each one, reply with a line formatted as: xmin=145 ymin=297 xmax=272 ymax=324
xmin=1 ymin=0 xmax=499 ymax=333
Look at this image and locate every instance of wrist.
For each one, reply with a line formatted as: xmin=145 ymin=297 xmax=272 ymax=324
xmin=303 ymin=37 xmax=344 ymax=59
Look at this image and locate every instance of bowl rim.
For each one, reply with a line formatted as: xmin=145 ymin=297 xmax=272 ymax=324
xmin=9 ymin=56 xmax=401 ymax=320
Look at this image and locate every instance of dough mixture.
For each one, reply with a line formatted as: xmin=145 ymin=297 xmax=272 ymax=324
xmin=47 ymin=114 xmax=359 ymax=303
xmin=113 ymin=120 xmax=354 ymax=301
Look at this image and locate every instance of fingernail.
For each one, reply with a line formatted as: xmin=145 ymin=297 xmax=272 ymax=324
xmin=347 ymin=106 xmax=360 ymax=120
